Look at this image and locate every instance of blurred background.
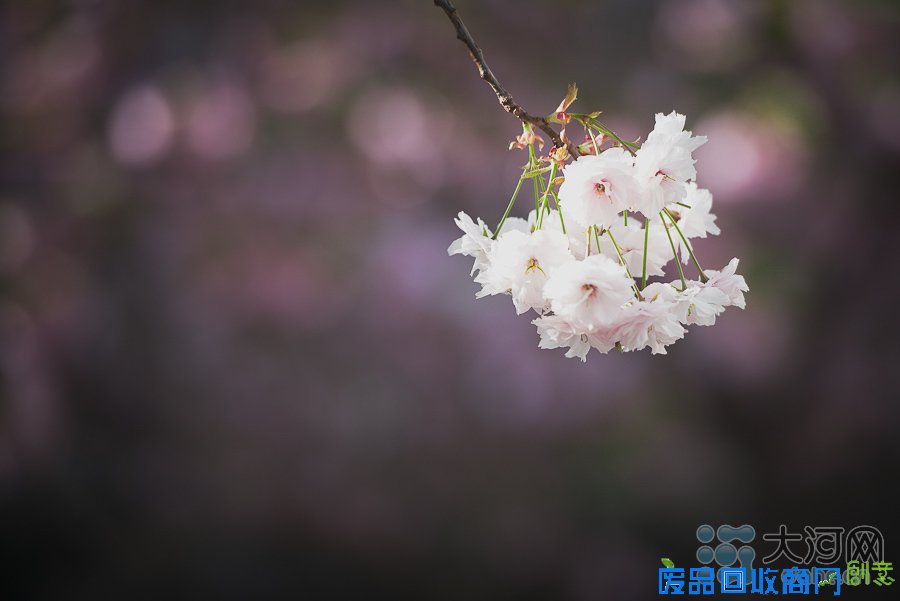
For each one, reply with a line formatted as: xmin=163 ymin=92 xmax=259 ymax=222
xmin=2 ymin=0 xmax=900 ymax=598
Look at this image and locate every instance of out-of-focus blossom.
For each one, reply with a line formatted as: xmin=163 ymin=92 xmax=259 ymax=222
xmin=656 ymin=0 xmax=758 ymax=72
xmin=0 ymin=203 xmax=35 ymax=273
xmin=185 ymin=82 xmax=257 ymax=161
xmin=1 ymin=18 xmax=99 ymax=111
xmin=694 ymin=111 xmax=807 ymax=203
xmin=260 ymin=37 xmax=356 ymax=113
xmin=107 ymin=84 xmax=175 ymax=166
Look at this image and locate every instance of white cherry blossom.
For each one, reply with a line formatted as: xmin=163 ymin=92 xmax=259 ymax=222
xmin=447 ymin=211 xmax=493 ymax=275
xmin=705 ymin=258 xmax=749 ymax=309
xmin=533 ymin=315 xmax=615 ymax=361
xmin=558 ymin=148 xmax=640 ymax=228
xmin=610 ymin=293 xmax=686 ymax=354
xmin=543 ymin=254 xmax=634 ymax=329
xmin=633 ymin=112 xmax=707 ymax=217
xmin=667 ymin=183 xmax=720 ymax=263
xmin=447 ymin=107 xmax=746 ymax=360
xmin=475 ymin=229 xmax=574 ymax=314
xmin=672 ymin=281 xmax=729 ymax=326
xmin=530 ymin=208 xmax=589 ymax=259
xmin=597 ymin=221 xmax=671 ymax=278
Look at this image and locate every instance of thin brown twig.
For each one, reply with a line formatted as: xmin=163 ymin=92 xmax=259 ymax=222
xmin=433 ymin=0 xmax=580 ymax=158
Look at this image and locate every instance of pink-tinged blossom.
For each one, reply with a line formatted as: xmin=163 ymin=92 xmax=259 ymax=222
xmin=558 ymin=148 xmax=640 ymax=228
xmin=609 ymin=292 xmax=686 ymax=355
xmin=543 ymin=254 xmax=634 ymax=329
xmin=705 ymin=258 xmax=749 ymax=309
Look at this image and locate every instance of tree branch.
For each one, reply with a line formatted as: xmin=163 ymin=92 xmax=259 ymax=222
xmin=433 ymin=0 xmax=580 ymax=158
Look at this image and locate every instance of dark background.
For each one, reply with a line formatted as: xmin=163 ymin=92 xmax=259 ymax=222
xmin=2 ymin=0 xmax=899 ymax=599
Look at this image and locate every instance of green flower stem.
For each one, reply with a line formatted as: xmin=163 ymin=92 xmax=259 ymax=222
xmin=537 ymin=162 xmax=558 ymax=230
xmin=528 ymin=145 xmax=540 ymax=215
xmin=536 ymin=168 xmax=567 ymax=234
xmin=587 ymin=117 xmax=639 ymax=156
xmin=662 ymin=207 xmax=708 ymax=282
xmin=602 ymin=226 xmax=643 ymax=299
xmin=660 ymin=212 xmax=687 ymax=291
xmin=582 ymin=120 xmax=601 ymax=155
xmin=641 ymin=217 xmax=649 ymax=289
xmin=588 ymin=125 xmax=600 ymax=154
xmin=493 ymin=171 xmax=526 ymax=239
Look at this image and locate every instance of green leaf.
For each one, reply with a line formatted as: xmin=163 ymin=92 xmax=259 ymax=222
xmin=552 ymin=83 xmax=578 ymax=114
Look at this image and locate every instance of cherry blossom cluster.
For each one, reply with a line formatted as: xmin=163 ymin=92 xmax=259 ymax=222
xmin=449 ymin=110 xmax=748 ymax=360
